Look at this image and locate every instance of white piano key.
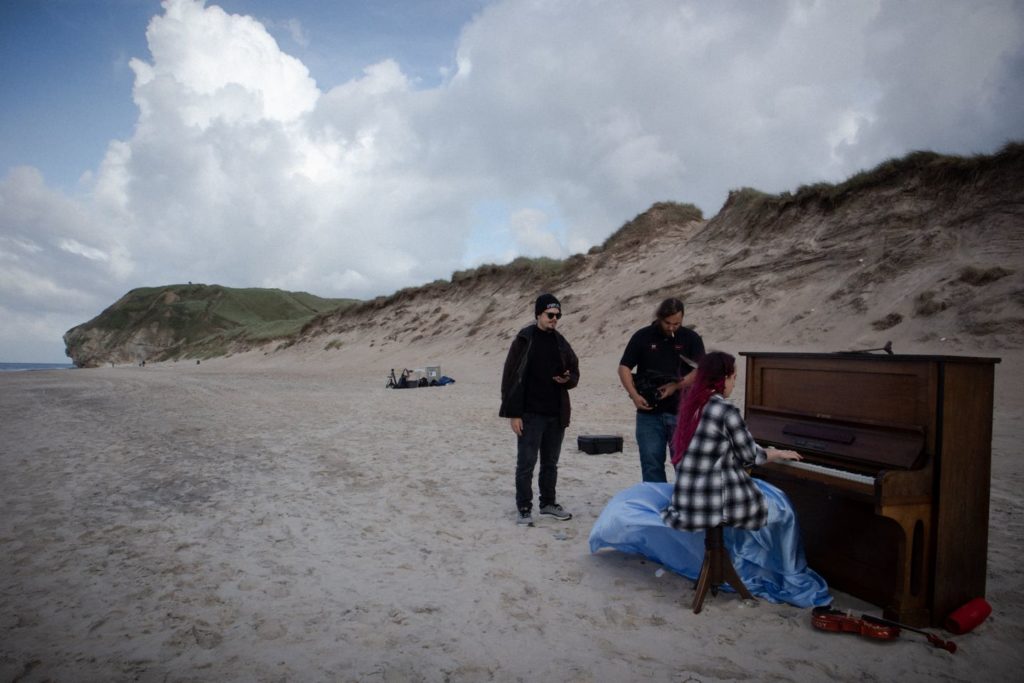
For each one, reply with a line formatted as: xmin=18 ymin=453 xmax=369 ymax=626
xmin=774 ymin=459 xmax=875 ymax=486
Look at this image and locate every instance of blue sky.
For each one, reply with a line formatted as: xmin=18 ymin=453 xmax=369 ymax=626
xmin=1 ymin=1 xmax=150 ymax=191
xmin=1 ymin=0 xmax=484 ymax=191
xmin=2 ymin=0 xmax=1022 ymax=362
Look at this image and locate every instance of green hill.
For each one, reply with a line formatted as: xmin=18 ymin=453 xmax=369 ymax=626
xmin=64 ymin=284 xmax=356 ymax=367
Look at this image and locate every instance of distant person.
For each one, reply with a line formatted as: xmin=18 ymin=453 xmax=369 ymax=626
xmin=500 ymin=293 xmax=580 ymax=526
xmin=662 ymin=351 xmax=802 ymax=530
xmin=618 ymin=298 xmax=705 ymax=482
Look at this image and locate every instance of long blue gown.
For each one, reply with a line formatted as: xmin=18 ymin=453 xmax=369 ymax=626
xmin=588 ymin=480 xmax=831 ymax=607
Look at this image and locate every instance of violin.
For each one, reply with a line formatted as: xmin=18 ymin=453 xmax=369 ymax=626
xmin=811 ymin=607 xmax=900 ymax=641
xmin=811 ymin=607 xmax=957 ymax=653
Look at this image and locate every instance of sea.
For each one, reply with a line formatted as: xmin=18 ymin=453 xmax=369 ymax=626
xmin=0 ymin=362 xmax=74 ymax=372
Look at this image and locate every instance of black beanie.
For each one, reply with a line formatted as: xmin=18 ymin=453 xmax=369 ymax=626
xmin=535 ymin=293 xmax=561 ymax=316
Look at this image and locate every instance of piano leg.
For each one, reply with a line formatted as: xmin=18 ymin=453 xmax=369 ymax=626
xmin=879 ymin=503 xmax=932 ymax=627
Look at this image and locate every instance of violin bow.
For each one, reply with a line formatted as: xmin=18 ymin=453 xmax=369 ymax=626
xmin=862 ymin=615 xmax=957 ymax=653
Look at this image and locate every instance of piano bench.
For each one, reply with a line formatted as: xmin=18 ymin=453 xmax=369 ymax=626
xmin=692 ymin=525 xmax=755 ymax=614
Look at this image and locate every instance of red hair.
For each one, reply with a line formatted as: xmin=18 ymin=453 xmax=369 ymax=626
xmin=671 ymin=351 xmax=736 ymax=466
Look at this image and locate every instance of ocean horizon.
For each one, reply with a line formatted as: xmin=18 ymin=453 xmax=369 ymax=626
xmin=0 ymin=362 xmax=74 ymax=372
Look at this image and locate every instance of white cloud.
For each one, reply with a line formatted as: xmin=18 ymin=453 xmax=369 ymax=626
xmin=851 ymin=0 xmax=1024 ymax=161
xmin=284 ymin=18 xmax=309 ymax=48
xmin=58 ymin=238 xmax=109 ymax=262
xmin=509 ymin=208 xmax=564 ymax=259
xmin=0 ymin=265 xmax=100 ymax=314
xmin=2 ymin=0 xmax=1022 ymax=361
xmin=0 ymin=306 xmax=83 ymax=363
xmin=0 ymin=166 xmax=132 ymax=313
xmin=130 ymin=0 xmax=319 ymax=128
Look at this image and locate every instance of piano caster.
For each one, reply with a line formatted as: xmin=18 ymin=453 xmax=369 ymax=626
xmin=692 ymin=526 xmax=755 ymax=614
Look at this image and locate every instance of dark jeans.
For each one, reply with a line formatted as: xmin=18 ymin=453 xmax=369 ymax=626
xmin=636 ymin=410 xmax=678 ymax=483
xmin=515 ymin=413 xmax=565 ymax=511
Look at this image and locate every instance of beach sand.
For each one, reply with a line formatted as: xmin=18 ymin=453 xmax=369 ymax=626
xmin=2 ymin=343 xmax=1022 ymax=682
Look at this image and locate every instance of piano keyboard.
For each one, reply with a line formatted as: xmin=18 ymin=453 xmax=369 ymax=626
xmin=774 ymin=459 xmax=875 ymax=486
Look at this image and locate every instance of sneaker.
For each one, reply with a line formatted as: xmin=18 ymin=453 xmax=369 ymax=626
xmin=539 ymin=503 xmax=572 ymax=521
xmin=517 ymin=509 xmax=534 ymax=526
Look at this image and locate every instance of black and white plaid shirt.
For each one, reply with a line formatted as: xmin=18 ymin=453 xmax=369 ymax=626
xmin=661 ymin=394 xmax=769 ymax=531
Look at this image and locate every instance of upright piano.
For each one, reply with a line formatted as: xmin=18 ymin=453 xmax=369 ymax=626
xmin=741 ymin=351 xmax=999 ymax=627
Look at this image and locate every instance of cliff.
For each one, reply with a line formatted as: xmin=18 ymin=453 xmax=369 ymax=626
xmin=63 ymin=284 xmax=354 ymax=367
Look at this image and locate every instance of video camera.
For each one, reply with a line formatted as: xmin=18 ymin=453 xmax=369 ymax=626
xmin=633 ymin=370 xmax=678 ymax=409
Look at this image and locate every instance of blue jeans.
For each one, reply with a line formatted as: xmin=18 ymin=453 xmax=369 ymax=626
xmin=636 ymin=411 xmax=677 ymax=483
xmin=515 ymin=413 xmax=565 ymax=510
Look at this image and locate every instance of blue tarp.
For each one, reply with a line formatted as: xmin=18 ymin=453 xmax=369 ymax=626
xmin=588 ymin=481 xmax=832 ymax=608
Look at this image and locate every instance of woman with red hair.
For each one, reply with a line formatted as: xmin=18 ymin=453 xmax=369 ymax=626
xmin=662 ymin=351 xmax=802 ymax=531
xmin=589 ymin=351 xmax=829 ymax=607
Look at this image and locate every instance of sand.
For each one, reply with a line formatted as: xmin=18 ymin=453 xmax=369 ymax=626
xmin=2 ymin=343 xmax=1022 ymax=682
xmin=2 ymin=344 xmax=1024 ymax=679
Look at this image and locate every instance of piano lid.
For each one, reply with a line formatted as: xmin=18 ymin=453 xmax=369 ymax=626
xmin=746 ymin=406 xmax=927 ymax=472
xmin=739 ymin=351 xmax=1001 ymax=364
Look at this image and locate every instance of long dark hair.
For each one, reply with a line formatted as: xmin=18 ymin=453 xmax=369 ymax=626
xmin=671 ymin=351 xmax=736 ymax=466
xmin=655 ymin=298 xmax=685 ymax=320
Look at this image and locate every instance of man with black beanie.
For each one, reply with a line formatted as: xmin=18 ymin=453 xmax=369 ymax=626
xmin=500 ymin=293 xmax=580 ymax=526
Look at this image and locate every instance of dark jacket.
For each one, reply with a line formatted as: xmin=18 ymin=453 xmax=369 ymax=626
xmin=499 ymin=324 xmax=580 ymax=427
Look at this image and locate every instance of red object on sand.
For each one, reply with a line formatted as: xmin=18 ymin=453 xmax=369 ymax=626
xmin=944 ymin=598 xmax=992 ymax=634
xmin=811 ymin=608 xmax=900 ymax=641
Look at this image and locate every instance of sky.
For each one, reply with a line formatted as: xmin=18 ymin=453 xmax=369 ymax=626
xmin=1 ymin=0 xmax=1022 ymax=362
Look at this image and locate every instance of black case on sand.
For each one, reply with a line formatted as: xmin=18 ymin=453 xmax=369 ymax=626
xmin=577 ymin=435 xmax=623 ymax=454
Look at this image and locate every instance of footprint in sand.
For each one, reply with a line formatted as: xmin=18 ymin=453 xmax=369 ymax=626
xmin=254 ymin=617 xmax=287 ymax=640
xmin=191 ymin=623 xmax=224 ymax=649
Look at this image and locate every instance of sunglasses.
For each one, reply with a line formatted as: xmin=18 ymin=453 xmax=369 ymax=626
xmin=544 ymin=311 xmax=562 ymax=320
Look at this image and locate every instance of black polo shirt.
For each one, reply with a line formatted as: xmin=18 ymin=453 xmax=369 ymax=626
xmin=619 ymin=322 xmax=705 ymax=414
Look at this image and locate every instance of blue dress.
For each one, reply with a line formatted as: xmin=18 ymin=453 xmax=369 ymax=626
xmin=588 ymin=480 xmax=831 ymax=607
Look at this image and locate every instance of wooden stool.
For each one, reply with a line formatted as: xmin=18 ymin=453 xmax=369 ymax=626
xmin=692 ymin=525 xmax=754 ymax=613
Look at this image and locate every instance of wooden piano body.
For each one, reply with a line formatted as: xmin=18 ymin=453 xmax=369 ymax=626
xmin=741 ymin=351 xmax=999 ymax=627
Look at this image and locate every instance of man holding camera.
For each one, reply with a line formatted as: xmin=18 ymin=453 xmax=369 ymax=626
xmin=618 ymin=298 xmax=705 ymax=482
